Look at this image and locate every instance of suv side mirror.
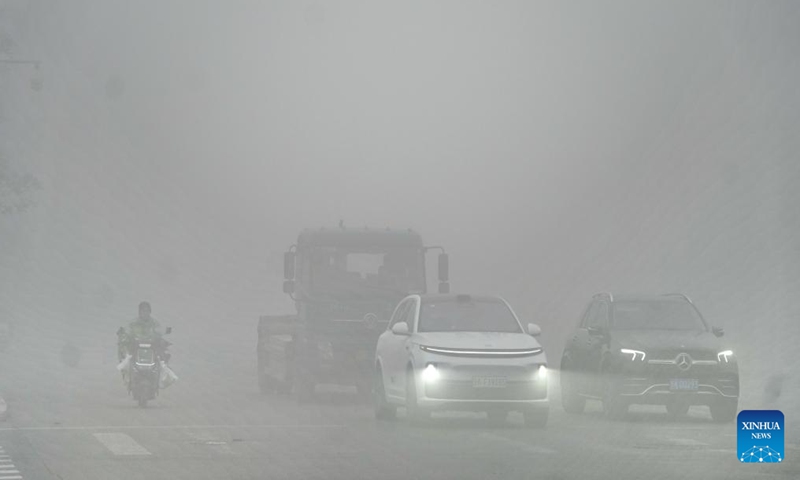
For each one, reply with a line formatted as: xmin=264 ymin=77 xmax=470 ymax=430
xmin=527 ymin=323 xmax=542 ymax=337
xmin=391 ymin=322 xmax=410 ymax=336
xmin=712 ymin=326 xmax=724 ymax=337
xmin=283 ymin=251 xmax=296 ymax=280
xmin=165 ymin=327 xmax=172 ymax=335
xmin=283 ymin=280 xmax=295 ymax=294
xmin=438 ymin=253 xmax=449 ymax=282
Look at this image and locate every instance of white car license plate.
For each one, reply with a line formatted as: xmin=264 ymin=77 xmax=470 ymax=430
xmin=669 ymin=378 xmax=698 ymax=391
xmin=472 ymin=376 xmax=507 ymax=388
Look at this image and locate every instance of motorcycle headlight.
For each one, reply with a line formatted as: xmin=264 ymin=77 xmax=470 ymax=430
xmin=620 ymin=348 xmax=646 ymax=361
xmin=717 ymin=350 xmax=734 ymax=363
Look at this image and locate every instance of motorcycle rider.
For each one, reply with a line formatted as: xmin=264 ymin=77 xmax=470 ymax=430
xmin=117 ymin=301 xmax=168 ymax=362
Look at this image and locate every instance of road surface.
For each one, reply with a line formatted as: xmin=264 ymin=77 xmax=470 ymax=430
xmin=0 ymin=317 xmax=796 ymax=480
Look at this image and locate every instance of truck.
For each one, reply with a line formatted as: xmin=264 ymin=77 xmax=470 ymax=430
xmin=257 ymin=226 xmax=449 ymax=402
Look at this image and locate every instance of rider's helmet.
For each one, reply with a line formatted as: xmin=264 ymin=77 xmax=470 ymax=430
xmin=138 ymin=301 xmax=152 ymax=319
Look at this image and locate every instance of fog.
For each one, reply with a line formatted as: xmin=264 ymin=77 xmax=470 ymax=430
xmin=1 ymin=1 xmax=799 ymax=476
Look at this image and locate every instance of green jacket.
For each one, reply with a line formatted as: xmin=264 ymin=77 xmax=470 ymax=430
xmin=127 ymin=316 xmax=162 ymax=340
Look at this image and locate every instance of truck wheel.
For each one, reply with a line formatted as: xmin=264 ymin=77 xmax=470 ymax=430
xmin=293 ymin=364 xmax=315 ymax=403
xmin=258 ymin=373 xmax=275 ymax=395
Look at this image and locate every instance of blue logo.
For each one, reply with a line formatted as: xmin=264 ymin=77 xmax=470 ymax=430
xmin=737 ymin=410 xmax=784 ymax=463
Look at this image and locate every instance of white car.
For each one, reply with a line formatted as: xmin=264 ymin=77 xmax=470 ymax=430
xmin=373 ymin=293 xmax=549 ymax=427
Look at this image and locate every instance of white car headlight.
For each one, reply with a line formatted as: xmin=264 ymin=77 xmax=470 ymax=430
xmin=717 ymin=350 xmax=733 ymax=363
xmin=422 ymin=363 xmax=440 ymax=383
xmin=620 ymin=348 xmax=646 ymax=361
xmin=537 ymin=364 xmax=547 ymax=380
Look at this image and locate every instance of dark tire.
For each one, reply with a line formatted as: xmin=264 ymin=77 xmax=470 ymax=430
xmin=523 ymin=408 xmax=548 ymax=428
xmin=487 ymin=411 xmax=508 ymax=426
xmin=666 ymin=400 xmax=690 ymax=417
xmin=293 ymin=372 xmax=315 ymax=403
xmin=257 ymin=347 xmax=274 ymax=395
xmin=602 ymin=377 xmax=628 ymax=421
xmin=374 ymin=368 xmax=397 ymax=421
xmin=405 ymin=370 xmax=430 ymax=424
xmin=710 ymin=399 xmax=738 ymax=423
xmin=560 ymin=366 xmax=586 ymax=414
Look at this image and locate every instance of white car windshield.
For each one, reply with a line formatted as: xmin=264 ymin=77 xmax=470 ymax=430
xmin=418 ymin=298 xmax=523 ymax=333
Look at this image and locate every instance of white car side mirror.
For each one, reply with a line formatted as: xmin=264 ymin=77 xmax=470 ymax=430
xmin=527 ymin=323 xmax=542 ymax=337
xmin=391 ymin=322 xmax=410 ymax=335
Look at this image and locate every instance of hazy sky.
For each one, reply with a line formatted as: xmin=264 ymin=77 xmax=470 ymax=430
xmin=3 ymin=1 xmax=799 ymax=358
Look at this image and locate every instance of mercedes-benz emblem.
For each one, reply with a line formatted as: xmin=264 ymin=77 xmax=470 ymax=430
xmin=676 ymin=353 xmax=693 ymax=371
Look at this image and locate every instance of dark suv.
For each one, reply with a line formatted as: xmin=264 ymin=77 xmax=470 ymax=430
xmin=559 ymin=293 xmax=739 ymax=422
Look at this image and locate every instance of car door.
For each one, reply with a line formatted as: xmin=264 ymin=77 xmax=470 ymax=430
xmin=381 ymin=298 xmax=411 ymax=399
xmin=585 ymin=300 xmax=610 ymax=396
xmin=565 ymin=301 xmax=597 ymax=377
xmin=393 ymin=296 xmax=419 ymax=397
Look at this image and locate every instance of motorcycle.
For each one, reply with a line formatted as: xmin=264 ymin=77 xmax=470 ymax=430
xmin=117 ymin=327 xmax=176 ymax=408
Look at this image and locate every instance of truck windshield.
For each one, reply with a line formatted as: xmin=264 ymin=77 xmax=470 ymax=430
xmin=418 ymin=298 xmax=523 ymax=333
xmin=309 ymin=246 xmax=424 ymax=297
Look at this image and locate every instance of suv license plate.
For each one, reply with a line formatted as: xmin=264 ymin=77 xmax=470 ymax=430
xmin=669 ymin=378 xmax=699 ymax=391
xmin=472 ymin=376 xmax=507 ymax=389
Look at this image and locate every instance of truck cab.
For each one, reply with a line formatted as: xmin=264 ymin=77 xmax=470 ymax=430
xmin=257 ymin=227 xmax=449 ymax=401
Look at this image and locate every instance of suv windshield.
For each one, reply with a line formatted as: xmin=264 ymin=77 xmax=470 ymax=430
xmin=418 ymin=298 xmax=522 ymax=333
xmin=612 ymin=300 xmax=708 ymax=331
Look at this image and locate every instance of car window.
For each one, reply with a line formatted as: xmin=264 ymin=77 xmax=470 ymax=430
xmin=611 ymin=300 xmax=707 ymax=331
xmin=418 ymin=298 xmax=523 ymax=333
xmin=404 ymin=298 xmax=418 ymax=332
xmin=595 ymin=302 xmax=609 ymax=328
xmin=387 ymin=300 xmax=410 ymax=330
xmin=581 ymin=301 xmax=599 ymax=328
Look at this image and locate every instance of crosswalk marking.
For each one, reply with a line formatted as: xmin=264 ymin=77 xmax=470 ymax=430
xmin=93 ymin=433 xmax=151 ymax=456
xmin=0 ymin=446 xmax=23 ymax=480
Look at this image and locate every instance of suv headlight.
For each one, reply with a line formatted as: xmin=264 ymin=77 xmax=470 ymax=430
xmin=620 ymin=348 xmax=646 ymax=361
xmin=717 ymin=350 xmax=734 ymax=363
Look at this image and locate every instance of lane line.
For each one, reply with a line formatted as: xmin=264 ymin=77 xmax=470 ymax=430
xmin=0 ymin=424 xmax=345 ymax=432
xmin=93 ymin=433 xmax=151 ymax=456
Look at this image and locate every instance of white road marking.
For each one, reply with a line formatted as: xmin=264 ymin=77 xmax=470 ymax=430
xmin=93 ymin=433 xmax=151 ymax=456
xmin=0 ymin=447 xmax=22 ymax=479
xmin=0 ymin=424 xmax=344 ymax=432
xmin=189 ymin=431 xmax=234 ymax=454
